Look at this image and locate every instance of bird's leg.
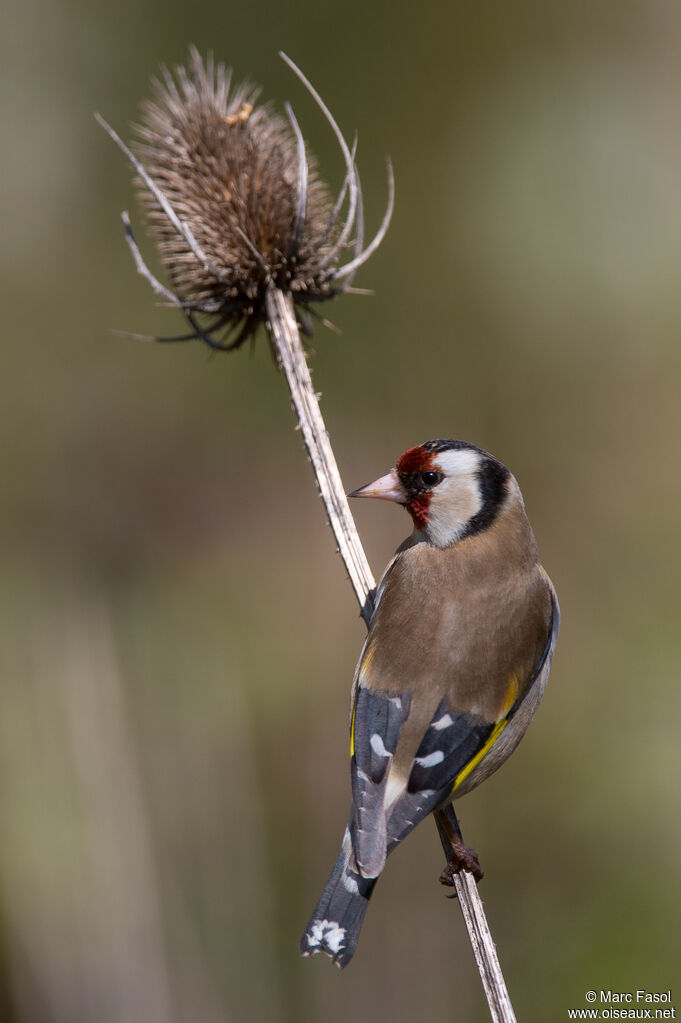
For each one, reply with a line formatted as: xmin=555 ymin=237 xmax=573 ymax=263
xmin=435 ymin=805 xmax=484 ymax=887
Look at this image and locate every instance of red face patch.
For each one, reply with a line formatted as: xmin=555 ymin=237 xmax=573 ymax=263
xmin=407 ymin=493 xmax=431 ymax=529
xmin=396 ymin=445 xmax=436 ymax=529
xmin=396 ymin=445 xmax=435 ymax=476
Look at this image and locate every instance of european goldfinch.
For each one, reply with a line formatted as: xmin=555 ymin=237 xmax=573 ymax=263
xmin=301 ymin=439 xmax=559 ymax=968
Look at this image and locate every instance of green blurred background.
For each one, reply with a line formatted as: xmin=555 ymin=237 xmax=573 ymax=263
xmin=2 ymin=1 xmax=680 ymax=1020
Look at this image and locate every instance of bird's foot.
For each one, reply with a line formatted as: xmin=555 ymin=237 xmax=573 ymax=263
xmin=439 ymin=836 xmax=484 ymax=886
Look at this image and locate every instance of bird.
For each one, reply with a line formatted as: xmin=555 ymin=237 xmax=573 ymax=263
xmin=300 ymin=439 xmax=559 ymax=968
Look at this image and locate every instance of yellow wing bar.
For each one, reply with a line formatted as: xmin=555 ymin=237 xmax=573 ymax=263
xmin=451 ymin=719 xmax=508 ymax=793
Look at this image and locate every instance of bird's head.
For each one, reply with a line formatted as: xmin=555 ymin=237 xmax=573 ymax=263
xmin=350 ymin=440 xmax=514 ymax=548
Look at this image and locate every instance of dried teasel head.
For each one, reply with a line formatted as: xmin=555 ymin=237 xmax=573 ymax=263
xmin=97 ymin=48 xmax=393 ymax=351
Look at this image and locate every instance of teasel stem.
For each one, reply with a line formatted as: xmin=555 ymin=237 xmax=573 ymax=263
xmin=264 ymin=285 xmax=517 ymax=1023
xmin=265 ymin=287 xmax=376 ymax=626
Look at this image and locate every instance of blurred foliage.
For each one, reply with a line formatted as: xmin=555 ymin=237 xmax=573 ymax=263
xmin=1 ymin=0 xmax=680 ymax=1020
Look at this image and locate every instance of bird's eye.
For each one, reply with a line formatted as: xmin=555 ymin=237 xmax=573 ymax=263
xmin=420 ymin=470 xmax=443 ymax=487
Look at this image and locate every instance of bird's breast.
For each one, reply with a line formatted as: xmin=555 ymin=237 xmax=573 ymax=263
xmin=360 ymin=525 xmax=552 ymax=725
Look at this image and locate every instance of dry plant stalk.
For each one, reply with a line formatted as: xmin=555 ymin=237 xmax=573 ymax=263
xmin=98 ymin=48 xmax=517 ymax=1023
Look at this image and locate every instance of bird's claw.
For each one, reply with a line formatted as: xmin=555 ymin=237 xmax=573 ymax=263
xmin=439 ymin=842 xmax=484 ymax=887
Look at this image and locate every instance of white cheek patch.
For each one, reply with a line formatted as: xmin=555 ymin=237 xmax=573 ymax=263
xmin=434 ymin=448 xmax=482 ymax=478
xmin=425 ymin=448 xmax=483 ymax=548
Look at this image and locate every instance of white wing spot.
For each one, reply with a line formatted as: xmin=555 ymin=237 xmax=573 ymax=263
xmin=432 ymin=713 xmax=454 ymax=731
xmin=370 ymin=732 xmax=390 ymax=758
xmin=390 ymin=696 xmax=402 ymax=709
xmin=415 ymin=750 xmax=444 ymax=768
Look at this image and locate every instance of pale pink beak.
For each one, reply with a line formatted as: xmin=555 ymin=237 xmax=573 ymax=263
xmin=348 ymin=469 xmax=407 ymax=504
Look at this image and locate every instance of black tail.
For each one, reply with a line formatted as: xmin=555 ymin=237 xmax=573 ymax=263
xmin=300 ymin=825 xmax=377 ymax=968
